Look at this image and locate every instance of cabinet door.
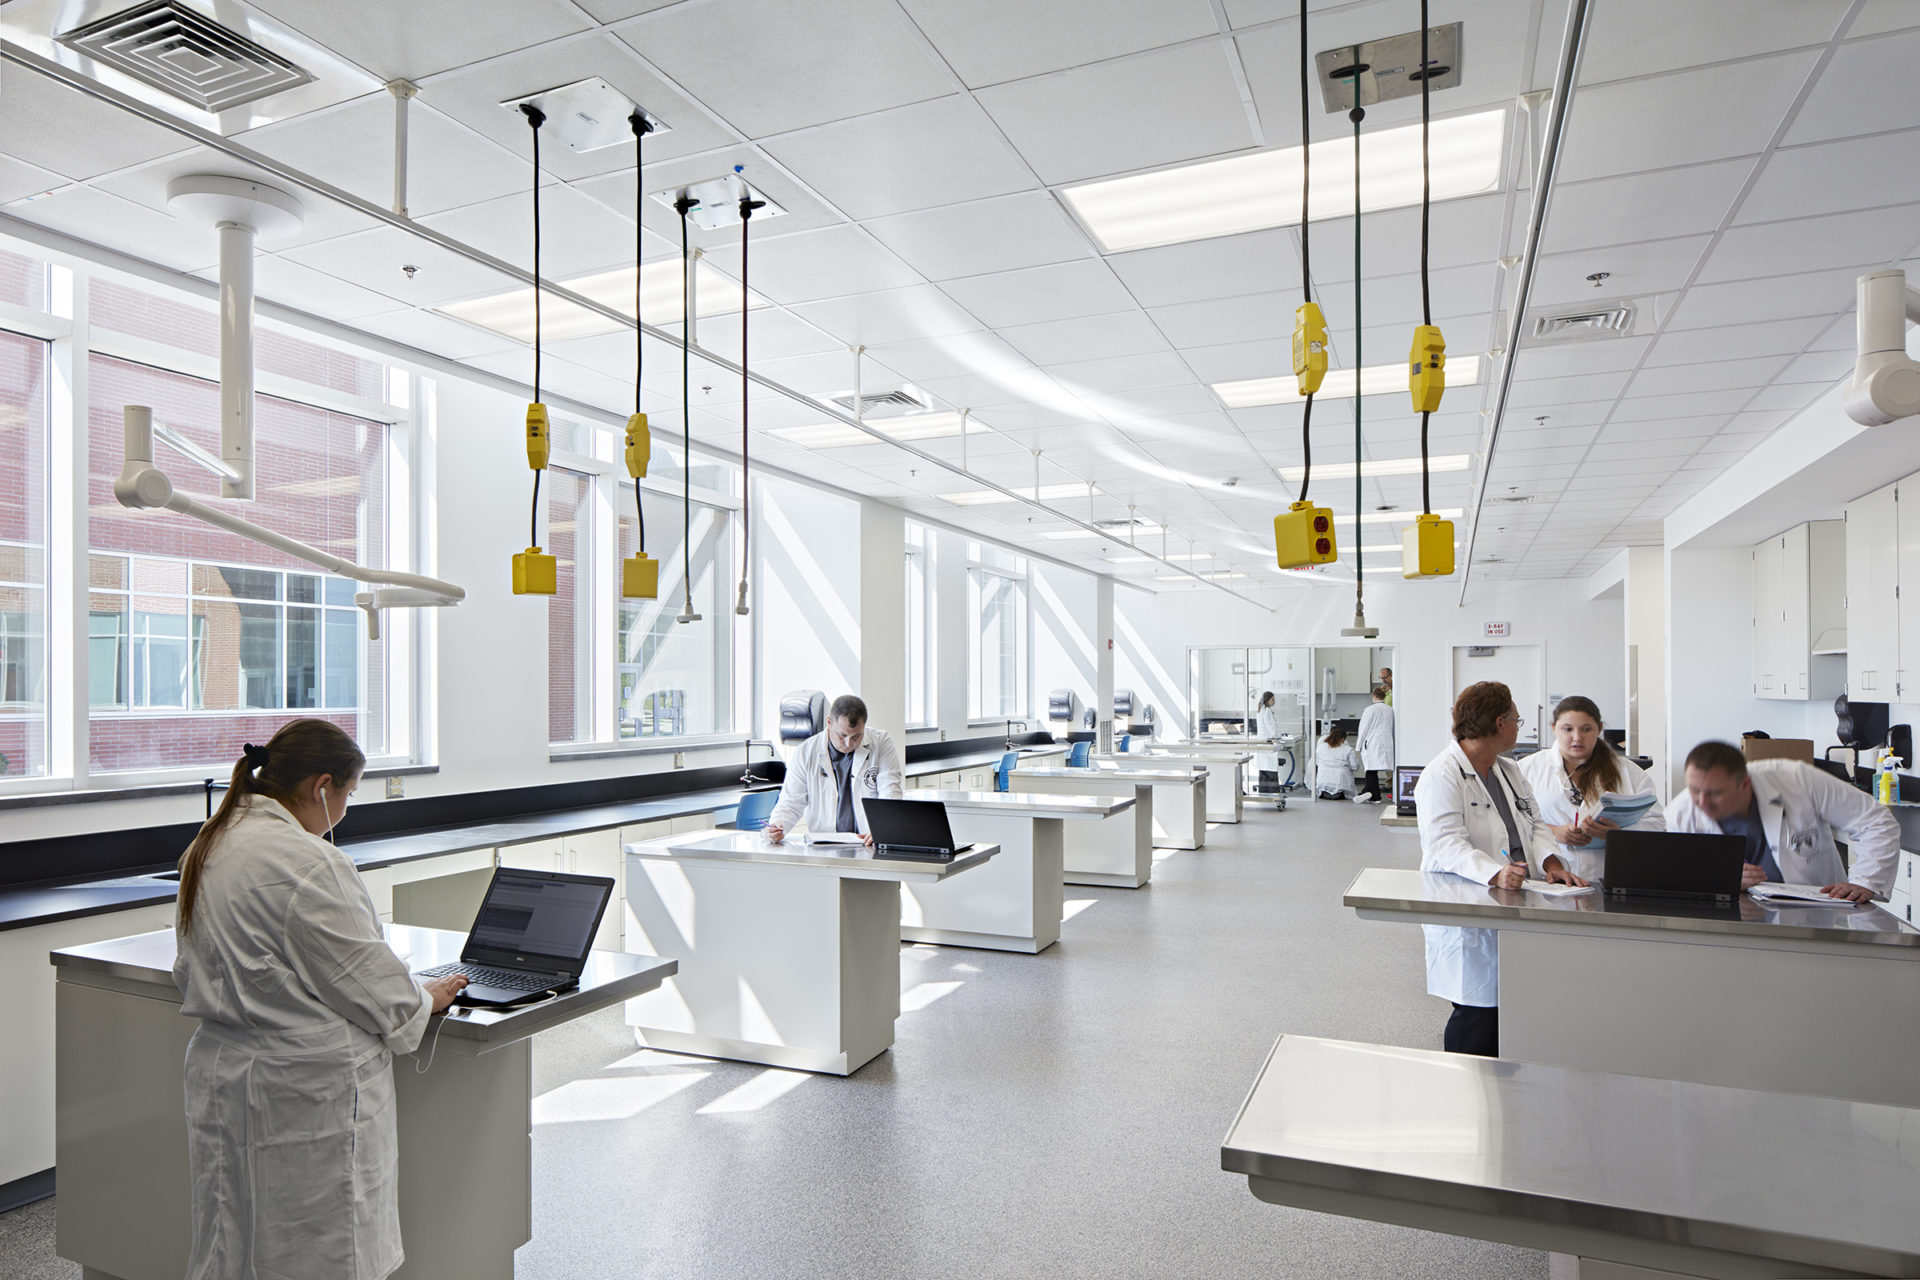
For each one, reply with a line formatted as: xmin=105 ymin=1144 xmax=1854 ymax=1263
xmin=1782 ymin=524 xmax=1810 ymax=700
xmin=497 ymin=838 xmax=562 ymax=871
xmin=1898 ymin=483 xmax=1920 ymax=699
xmin=562 ymin=831 xmax=624 ymax=951
xmin=1851 ymin=485 xmax=1901 ymax=695
xmin=1846 ymin=500 xmax=1870 ymax=695
xmin=1753 ymin=536 xmax=1784 ymax=697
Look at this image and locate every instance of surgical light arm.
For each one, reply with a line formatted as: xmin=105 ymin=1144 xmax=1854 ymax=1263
xmin=114 ymin=405 xmax=464 ymax=639
xmin=1845 ymin=269 xmax=1920 ymax=428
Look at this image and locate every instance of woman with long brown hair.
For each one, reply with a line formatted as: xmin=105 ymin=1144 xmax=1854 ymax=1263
xmin=1517 ymin=695 xmax=1664 ymax=883
xmin=173 ymin=719 xmax=466 ymax=1280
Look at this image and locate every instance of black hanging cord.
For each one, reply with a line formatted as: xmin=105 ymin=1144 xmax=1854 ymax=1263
xmin=522 ymin=103 xmax=545 ymax=551
xmin=1351 ymin=91 xmax=1365 ymax=596
xmin=1297 ymin=0 xmax=1313 ymax=505
xmin=1419 ymin=1 xmax=1434 ymax=515
xmin=675 ymin=192 xmax=697 ymax=618
xmin=631 ymin=113 xmax=649 ymax=553
xmin=738 ymin=183 xmax=760 ymax=612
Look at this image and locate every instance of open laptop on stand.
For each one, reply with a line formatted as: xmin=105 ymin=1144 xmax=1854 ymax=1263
xmin=860 ymin=798 xmax=977 ymax=862
xmin=1394 ymin=766 xmax=1423 ymax=817
xmin=416 ymin=866 xmax=614 ymax=1006
xmin=1602 ymin=830 xmax=1747 ymax=904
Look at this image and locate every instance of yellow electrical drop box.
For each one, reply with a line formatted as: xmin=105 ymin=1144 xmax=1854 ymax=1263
xmin=525 ymin=402 xmax=551 ymax=470
xmin=1401 ymin=513 xmax=1455 ymax=578
xmin=1275 ymin=501 xmax=1337 ymax=568
xmin=1292 ymin=302 xmax=1328 ymax=396
xmin=513 ymin=547 xmax=558 ymax=595
xmin=1409 ymin=325 xmax=1446 ymax=413
xmin=624 ymin=411 xmax=651 ymax=478
xmin=623 ymin=553 xmax=659 ymax=599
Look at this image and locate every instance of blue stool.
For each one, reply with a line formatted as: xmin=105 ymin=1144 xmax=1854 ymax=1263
xmin=734 ymin=789 xmax=779 ymax=831
xmin=1067 ymin=741 xmax=1091 ymax=768
xmin=997 ymin=751 xmax=1019 ymax=792
xmin=1117 ymin=735 xmax=1132 ymax=753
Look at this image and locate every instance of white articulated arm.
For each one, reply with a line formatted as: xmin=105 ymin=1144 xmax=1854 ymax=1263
xmin=1845 ymin=269 xmax=1920 ymax=427
xmin=115 ymin=405 xmax=464 ymax=638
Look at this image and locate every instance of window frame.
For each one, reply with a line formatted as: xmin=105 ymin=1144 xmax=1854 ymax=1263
xmin=967 ymin=542 xmax=1031 ymax=724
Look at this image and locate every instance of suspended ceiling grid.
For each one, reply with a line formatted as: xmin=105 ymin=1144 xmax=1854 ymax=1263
xmin=1 ymin=0 xmax=1917 ymax=592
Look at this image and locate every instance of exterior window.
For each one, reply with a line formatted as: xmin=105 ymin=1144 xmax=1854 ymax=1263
xmin=0 ymin=329 xmax=48 ymax=777
xmin=905 ymin=523 xmax=930 ymax=727
xmin=547 ymin=466 xmax=595 ymax=745
xmin=615 ymin=485 xmax=731 ymax=740
xmin=968 ymin=544 xmax=1028 ymax=721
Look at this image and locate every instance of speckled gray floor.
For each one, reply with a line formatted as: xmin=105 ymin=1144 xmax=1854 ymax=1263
xmin=1 ymin=797 xmax=1547 ymax=1279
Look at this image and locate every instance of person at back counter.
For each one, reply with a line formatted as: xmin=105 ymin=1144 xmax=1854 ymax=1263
xmin=766 ymin=694 xmax=904 ymax=848
xmin=1666 ymin=741 xmax=1899 ymax=902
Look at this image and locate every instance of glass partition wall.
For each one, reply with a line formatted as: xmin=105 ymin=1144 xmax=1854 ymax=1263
xmin=1188 ymin=644 xmax=1396 ymax=794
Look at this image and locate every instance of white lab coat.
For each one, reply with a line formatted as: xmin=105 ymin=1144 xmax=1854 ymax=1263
xmin=769 ymin=726 xmax=906 ymax=835
xmin=1358 ymin=701 xmax=1395 ymax=773
xmin=173 ymin=795 xmax=432 ymax=1280
xmin=1314 ymin=740 xmax=1361 ymax=796
xmin=1665 ymin=758 xmax=1901 ymax=896
xmin=1254 ymin=705 xmax=1281 ymax=774
xmin=1517 ymin=747 xmax=1666 ymax=883
xmin=1413 ymin=741 xmax=1561 ymax=1007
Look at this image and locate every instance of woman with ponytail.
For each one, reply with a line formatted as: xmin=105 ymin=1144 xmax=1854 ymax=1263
xmin=173 ymin=719 xmax=467 ymax=1280
xmin=1517 ymin=696 xmax=1665 ymax=883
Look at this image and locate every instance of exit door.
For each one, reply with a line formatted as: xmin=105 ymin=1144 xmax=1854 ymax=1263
xmin=1452 ymin=644 xmax=1546 ymax=748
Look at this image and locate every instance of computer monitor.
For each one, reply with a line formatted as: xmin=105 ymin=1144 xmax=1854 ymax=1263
xmin=1394 ymin=766 xmax=1423 ymax=816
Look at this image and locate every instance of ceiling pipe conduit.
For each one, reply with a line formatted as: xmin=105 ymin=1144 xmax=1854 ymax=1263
xmin=1455 ymin=0 xmax=1592 ymax=603
xmin=0 ymin=39 xmax=1271 ymax=609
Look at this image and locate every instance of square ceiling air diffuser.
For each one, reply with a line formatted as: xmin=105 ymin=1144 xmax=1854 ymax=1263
xmin=56 ymin=0 xmax=314 ymax=112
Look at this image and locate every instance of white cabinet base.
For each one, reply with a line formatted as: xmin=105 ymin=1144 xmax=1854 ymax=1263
xmin=901 ymin=812 xmax=1064 ymax=953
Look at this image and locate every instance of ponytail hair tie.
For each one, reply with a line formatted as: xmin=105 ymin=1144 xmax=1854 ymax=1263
xmin=242 ymin=743 xmax=271 ymax=771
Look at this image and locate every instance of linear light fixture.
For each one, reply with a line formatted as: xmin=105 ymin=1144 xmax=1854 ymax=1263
xmin=1335 ymin=508 xmax=1464 ymax=526
xmin=1156 ymin=571 xmax=1248 ymax=581
xmin=940 ymin=483 xmax=1095 ymax=507
xmin=769 ymin=412 xmax=988 ymax=450
xmin=1109 ymin=551 xmax=1209 ymax=562
xmin=439 ymin=260 xmax=763 ymax=343
xmin=1276 ymin=454 xmax=1472 ymax=482
xmin=1062 ymin=109 xmax=1506 ymax=253
xmin=1040 ymin=523 xmax=1164 ymax=542
xmin=1360 ymin=540 xmax=1459 ymax=554
xmin=1217 ymin=354 xmax=1483 ymax=409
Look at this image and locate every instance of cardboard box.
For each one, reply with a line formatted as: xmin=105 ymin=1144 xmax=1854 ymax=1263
xmin=1741 ymin=736 xmax=1814 ymax=763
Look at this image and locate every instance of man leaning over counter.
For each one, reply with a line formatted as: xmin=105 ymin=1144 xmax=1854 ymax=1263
xmin=766 ymin=694 xmax=904 ymax=848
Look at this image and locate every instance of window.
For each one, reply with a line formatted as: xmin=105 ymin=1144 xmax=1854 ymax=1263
xmin=0 ymin=329 xmax=48 ymax=778
xmin=905 ymin=523 xmax=930 ymax=726
xmin=614 ymin=484 xmax=732 ymax=740
xmin=968 ymin=543 xmax=1028 ymax=721
xmin=547 ymin=466 xmax=595 ymax=745
xmin=86 ymin=354 xmax=393 ymax=773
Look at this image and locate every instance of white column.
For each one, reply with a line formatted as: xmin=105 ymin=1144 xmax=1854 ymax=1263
xmin=1095 ymin=576 xmax=1115 ymax=750
xmin=858 ymin=498 xmax=906 ymax=738
xmin=1624 ymin=545 xmax=1667 ymax=797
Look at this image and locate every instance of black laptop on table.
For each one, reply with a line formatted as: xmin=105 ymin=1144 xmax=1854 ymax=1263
xmin=860 ymin=798 xmax=974 ymax=862
xmin=1602 ymin=830 xmax=1747 ymax=903
xmin=416 ymin=866 xmax=614 ymax=1006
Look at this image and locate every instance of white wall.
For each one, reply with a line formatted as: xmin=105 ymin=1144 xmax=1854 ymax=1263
xmin=1031 ymin=560 xmax=1098 ymax=728
xmin=753 ymin=475 xmax=861 ymax=740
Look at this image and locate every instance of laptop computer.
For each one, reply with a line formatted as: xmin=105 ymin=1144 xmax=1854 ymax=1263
xmin=1602 ymin=830 xmax=1747 ymax=903
xmin=1394 ymin=766 xmax=1423 ymax=817
xmin=417 ymin=866 xmax=614 ymax=1006
xmin=861 ymin=798 xmax=970 ymax=862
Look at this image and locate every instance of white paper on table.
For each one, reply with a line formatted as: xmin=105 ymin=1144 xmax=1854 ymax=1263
xmin=1519 ymin=879 xmax=1597 ymax=898
xmin=800 ymin=832 xmax=865 ymax=845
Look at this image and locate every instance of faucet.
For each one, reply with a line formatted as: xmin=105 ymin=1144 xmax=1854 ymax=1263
xmin=1004 ymin=720 xmax=1029 ymax=750
xmin=203 ymin=777 xmax=230 ymax=820
xmin=742 ymin=739 xmax=778 ymax=786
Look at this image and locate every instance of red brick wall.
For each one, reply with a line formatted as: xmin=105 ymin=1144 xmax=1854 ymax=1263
xmin=0 ymin=329 xmax=47 ymax=776
xmin=547 ymin=467 xmax=589 ymax=744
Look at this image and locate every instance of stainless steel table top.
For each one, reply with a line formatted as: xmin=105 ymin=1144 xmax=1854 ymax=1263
xmin=1104 ymin=749 xmax=1254 ymax=763
xmin=1011 ymin=765 xmax=1204 ymax=784
xmin=1347 ymin=866 xmax=1920 ymax=949
xmin=624 ymin=829 xmax=995 ymax=881
xmin=50 ymin=925 xmax=676 ymax=1050
xmin=901 ymin=789 xmax=1133 ymax=818
xmin=1223 ymin=1035 xmax=1920 ymax=1276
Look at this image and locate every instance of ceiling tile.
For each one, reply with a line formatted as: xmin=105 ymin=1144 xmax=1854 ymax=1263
xmin=1150 ymin=292 xmax=1293 ymax=349
xmin=897 ymin=0 xmax=1218 ymax=88
xmin=1643 ymin=317 xmax=1830 ymax=366
xmin=5 ymin=186 xmax=216 ymax=273
xmin=759 ymin=96 xmax=1034 ymax=220
xmin=1775 ymin=348 xmax=1856 ymax=384
xmin=1596 ymin=415 xmax=1729 ymax=442
xmin=1849 ymin=1 xmax=1920 ymax=38
xmin=1537 ymin=160 xmax=1754 ymax=255
xmin=1046 ymin=351 xmax=1195 ymax=395
xmin=280 ymin=224 xmax=520 ymax=305
xmin=864 ymin=192 xmax=1092 ymax=280
xmin=418 ymin=184 xmax=641 ymax=279
xmin=90 ymin=151 xmax=380 ymax=254
xmin=1609 ymin=389 xmax=1757 ymax=421
xmin=1106 ymin=228 xmax=1300 ymax=309
xmin=1743 ymin=381 xmax=1827 ymax=412
xmin=1511 ymin=337 xmax=1654 ymax=380
xmin=861 ymin=331 xmax=1030 ymax=383
xmin=615 ymin=0 xmax=952 ymax=136
xmin=976 ymin=41 xmax=1257 ymax=185
xmin=0 ymin=69 xmax=189 ymax=180
xmin=1001 ymin=311 xmax=1170 ymax=365
xmin=1530 ymin=236 xmax=1711 ymax=307
xmin=353 ymin=308 xmax=521 ymax=360
xmin=700 ymin=224 xmax=922 ymax=304
xmin=1785 ymin=26 xmax=1920 ymax=145
xmin=1664 ymin=264 xmax=1863 ymax=330
xmin=1555 ymin=53 xmax=1819 ymax=183
xmin=0 ymin=156 xmax=67 ymax=205
xmin=940 ymin=260 xmax=1136 ymax=329
xmin=789 ymin=284 xmax=985 ymax=346
xmin=1737 ymin=129 xmax=1920 ymax=223
xmin=1550 ymin=0 xmax=1849 ymax=87
xmin=1698 ymin=204 xmax=1920 ymax=284
xmin=1505 ymin=372 xmax=1632 ymax=409
xmin=573 ymin=144 xmax=841 ymax=252
xmin=1626 ymin=356 xmax=1790 ymax=397
xmin=248 ymin=0 xmax=591 ymax=79
xmin=217 ymin=256 xmax=399 ymax=321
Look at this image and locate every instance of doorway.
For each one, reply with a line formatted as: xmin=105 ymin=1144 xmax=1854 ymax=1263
xmin=1452 ymin=644 xmax=1546 ymax=748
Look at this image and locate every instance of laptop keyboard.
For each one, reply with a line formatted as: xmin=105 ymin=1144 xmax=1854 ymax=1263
xmin=418 ymin=962 xmax=555 ymax=992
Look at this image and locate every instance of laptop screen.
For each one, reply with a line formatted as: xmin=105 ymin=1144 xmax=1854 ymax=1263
xmin=1395 ymin=766 xmax=1423 ymax=805
xmin=862 ymin=798 xmax=958 ymax=852
xmin=463 ymin=868 xmax=613 ymax=970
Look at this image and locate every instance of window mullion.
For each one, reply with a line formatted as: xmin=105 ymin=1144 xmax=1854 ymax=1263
xmin=50 ymin=264 xmax=87 ymax=785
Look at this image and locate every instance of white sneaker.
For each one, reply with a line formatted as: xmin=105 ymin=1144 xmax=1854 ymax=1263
xmin=1351 ymin=794 xmax=1368 ymax=804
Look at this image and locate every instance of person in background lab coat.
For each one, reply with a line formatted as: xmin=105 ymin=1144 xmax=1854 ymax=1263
xmin=173 ymin=719 xmax=468 ymax=1280
xmin=1354 ymin=685 xmax=1395 ymax=802
xmin=1254 ymin=691 xmax=1282 ymax=792
xmin=1518 ymin=695 xmax=1665 ymax=883
xmin=1315 ymin=725 xmax=1361 ymax=799
xmin=1666 ymin=740 xmax=1898 ymax=901
xmin=1379 ymin=666 xmax=1393 ymax=706
xmin=1414 ymin=681 xmax=1585 ymax=1057
xmin=767 ymin=693 xmax=905 ymax=846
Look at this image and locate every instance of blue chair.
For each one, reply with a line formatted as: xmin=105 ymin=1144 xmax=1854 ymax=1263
xmin=1067 ymin=741 xmax=1091 ymax=768
xmin=1117 ymin=734 xmax=1132 ymax=753
xmin=734 ymin=789 xmax=779 ymax=831
xmin=996 ymin=751 xmax=1019 ymax=792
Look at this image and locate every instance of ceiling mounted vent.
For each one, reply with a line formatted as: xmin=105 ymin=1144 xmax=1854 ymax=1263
xmin=830 ymin=387 xmax=930 ymax=416
xmin=56 ymin=1 xmax=313 ymax=112
xmin=1316 ymin=22 xmax=1462 ymax=110
xmin=1530 ymin=304 xmax=1636 ymax=344
xmin=1485 ymin=494 xmax=1536 ymax=505
xmin=1094 ymin=517 xmax=1156 ymax=534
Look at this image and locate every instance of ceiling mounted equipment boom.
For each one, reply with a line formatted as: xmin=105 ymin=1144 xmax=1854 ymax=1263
xmin=623 ymin=112 xmax=659 ymax=601
xmin=1403 ymin=0 xmax=1455 ymax=579
xmin=674 ymin=190 xmax=702 ymax=625
xmin=512 ymin=104 xmax=558 ymax=598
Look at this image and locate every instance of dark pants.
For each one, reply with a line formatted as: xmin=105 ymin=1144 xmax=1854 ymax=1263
xmin=1444 ymin=1003 xmax=1499 ymax=1057
xmin=1357 ymin=769 xmax=1383 ymax=800
xmin=1257 ymin=768 xmax=1278 ymax=793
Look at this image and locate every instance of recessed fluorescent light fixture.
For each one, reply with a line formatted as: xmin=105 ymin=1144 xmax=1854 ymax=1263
xmin=940 ymin=484 xmax=1095 ymax=507
xmin=1062 ymin=109 xmax=1506 ymax=253
xmin=439 ymin=260 xmax=762 ymax=343
xmin=1217 ymin=355 xmax=1482 ymax=409
xmin=1277 ymin=454 xmax=1472 ymax=482
xmin=1109 ymin=551 xmax=1208 ymax=562
xmin=769 ymin=412 xmax=987 ymax=450
xmin=1156 ymin=571 xmax=1248 ymax=581
xmin=1040 ymin=523 xmax=1164 ymax=542
xmin=1333 ymin=508 xmax=1464 ymax=526
xmin=1360 ymin=541 xmax=1458 ymax=554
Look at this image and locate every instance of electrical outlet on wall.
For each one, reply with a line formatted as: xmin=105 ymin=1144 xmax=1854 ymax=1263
xmin=673 ymin=752 xmax=685 ymax=769
xmin=939 ymin=729 xmax=947 ymax=741
xmin=385 ymin=776 xmax=404 ymax=799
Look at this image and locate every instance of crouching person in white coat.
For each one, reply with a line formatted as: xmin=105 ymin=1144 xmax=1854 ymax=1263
xmin=766 ymin=693 xmax=905 ymax=847
xmin=1666 ymin=740 xmax=1899 ymax=901
xmin=173 ymin=720 xmax=469 ymax=1280
xmin=1414 ymin=681 xmax=1586 ymax=1057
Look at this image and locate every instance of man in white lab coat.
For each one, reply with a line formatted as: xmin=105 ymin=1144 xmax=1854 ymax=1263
xmin=1414 ymin=681 xmax=1584 ymax=1057
xmin=766 ymin=694 xmax=905 ymax=846
xmin=1665 ymin=741 xmax=1899 ymax=901
xmin=1355 ymin=685 xmax=1395 ymax=802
